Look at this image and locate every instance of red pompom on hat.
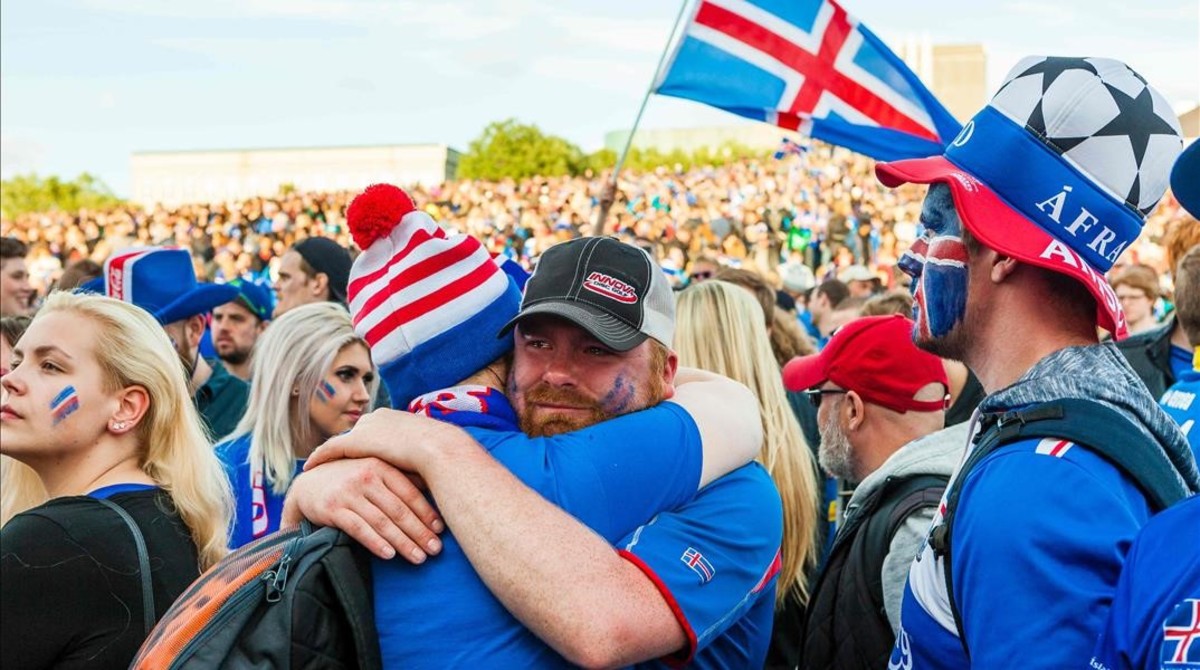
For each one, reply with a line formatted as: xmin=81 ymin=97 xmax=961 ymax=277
xmin=346 ymin=183 xmax=417 ymax=250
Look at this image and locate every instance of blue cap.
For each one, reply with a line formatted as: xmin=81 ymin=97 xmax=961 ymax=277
xmin=1171 ymin=141 xmax=1200 ymax=219
xmin=227 ymin=277 xmax=275 ymax=321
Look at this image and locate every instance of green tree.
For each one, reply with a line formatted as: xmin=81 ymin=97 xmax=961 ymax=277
xmin=1 ymin=172 xmax=124 ymax=219
xmin=457 ymin=119 xmax=586 ymax=180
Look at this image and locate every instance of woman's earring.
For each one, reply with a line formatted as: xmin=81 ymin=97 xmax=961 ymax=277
xmin=111 ymin=421 xmax=128 ymax=431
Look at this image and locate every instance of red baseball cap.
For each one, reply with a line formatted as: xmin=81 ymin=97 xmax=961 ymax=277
xmin=783 ymin=315 xmax=949 ymax=413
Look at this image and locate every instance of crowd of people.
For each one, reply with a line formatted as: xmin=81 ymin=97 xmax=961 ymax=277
xmin=2 ymin=132 xmax=1194 ymax=312
xmin=0 ymin=55 xmax=1198 ymax=670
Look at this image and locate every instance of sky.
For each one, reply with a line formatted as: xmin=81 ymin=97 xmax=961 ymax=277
xmin=2 ymin=0 xmax=1197 ymax=197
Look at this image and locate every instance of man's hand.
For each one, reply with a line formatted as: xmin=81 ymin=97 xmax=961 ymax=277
xmin=305 ymin=407 xmax=465 ymax=471
xmin=282 ymin=456 xmax=444 ymax=563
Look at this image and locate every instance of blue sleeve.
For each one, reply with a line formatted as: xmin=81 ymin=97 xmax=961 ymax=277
xmin=1091 ymin=495 xmax=1200 ymax=670
xmin=617 ymin=464 xmax=783 ymax=663
xmin=473 ymin=402 xmax=703 ymax=542
xmin=1088 ymin=532 xmax=1144 ymax=670
xmin=952 ymin=441 xmax=1151 ymax=668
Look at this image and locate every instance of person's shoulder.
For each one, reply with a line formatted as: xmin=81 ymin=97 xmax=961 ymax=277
xmin=964 ymin=436 xmax=1151 ymax=517
xmin=695 ymin=463 xmax=783 ymax=517
xmin=1114 ymin=320 xmax=1172 ymax=352
xmin=3 ymin=497 xmax=119 ymax=549
xmin=215 ymin=432 xmax=252 ymax=462
xmin=1139 ymin=494 xmax=1200 ymax=540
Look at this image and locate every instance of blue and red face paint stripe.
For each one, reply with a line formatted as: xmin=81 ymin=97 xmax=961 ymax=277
xmin=315 ymin=380 xmax=337 ymax=403
xmin=50 ymin=386 xmax=80 ymax=425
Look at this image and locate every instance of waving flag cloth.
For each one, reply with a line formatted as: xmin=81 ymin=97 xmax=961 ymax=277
xmin=654 ymin=0 xmax=962 ymax=161
xmin=773 ymin=136 xmax=809 ymax=160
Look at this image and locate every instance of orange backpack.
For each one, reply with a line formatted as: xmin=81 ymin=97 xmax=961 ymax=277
xmin=132 ymin=522 xmax=381 ymax=669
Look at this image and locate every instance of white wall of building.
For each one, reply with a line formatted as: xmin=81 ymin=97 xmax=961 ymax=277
xmin=130 ymin=144 xmax=459 ymax=207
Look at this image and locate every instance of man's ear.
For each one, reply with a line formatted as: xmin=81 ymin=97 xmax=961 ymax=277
xmin=109 ymin=384 xmax=150 ymax=436
xmin=844 ymin=390 xmax=866 ymax=431
xmin=184 ymin=314 xmax=207 ymax=349
xmin=660 ymin=350 xmax=680 ymax=400
xmin=310 ymin=272 xmax=330 ymax=300
xmin=990 ymin=252 xmax=1020 ymax=284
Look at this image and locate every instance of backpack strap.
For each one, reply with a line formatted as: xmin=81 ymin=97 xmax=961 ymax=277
xmin=927 ymin=398 xmax=1189 ymax=660
xmin=96 ymin=497 xmax=156 ymax=637
xmin=880 ymin=475 xmax=948 ymax=548
xmin=861 ymin=475 xmax=947 ymax=619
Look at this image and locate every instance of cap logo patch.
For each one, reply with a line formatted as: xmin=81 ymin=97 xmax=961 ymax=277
xmin=582 ymin=271 xmax=638 ymax=304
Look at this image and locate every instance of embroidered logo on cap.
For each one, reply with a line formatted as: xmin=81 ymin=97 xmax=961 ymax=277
xmin=582 ymin=271 xmax=638 ymax=304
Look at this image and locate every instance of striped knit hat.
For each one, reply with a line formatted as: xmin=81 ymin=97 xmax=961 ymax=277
xmin=345 ymin=184 xmax=524 ymax=409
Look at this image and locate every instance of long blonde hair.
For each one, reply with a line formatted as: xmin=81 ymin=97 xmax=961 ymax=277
xmin=674 ymin=280 xmax=820 ymax=606
xmin=1 ymin=292 xmax=231 ymax=569
xmin=228 ymin=302 xmax=376 ymax=495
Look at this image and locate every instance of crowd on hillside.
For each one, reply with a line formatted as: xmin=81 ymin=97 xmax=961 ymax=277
xmin=2 ymin=142 xmax=1192 ymax=306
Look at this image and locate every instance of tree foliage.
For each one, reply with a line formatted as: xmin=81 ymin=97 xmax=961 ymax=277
xmin=457 ymin=119 xmax=586 ymax=180
xmin=1 ymin=172 xmax=124 ymax=219
xmin=457 ymin=119 xmax=774 ymax=181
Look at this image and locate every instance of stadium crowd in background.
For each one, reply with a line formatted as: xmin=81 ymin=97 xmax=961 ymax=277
xmin=1 ymin=63 xmax=1199 ymax=670
xmin=2 ymin=142 xmax=1193 ymax=320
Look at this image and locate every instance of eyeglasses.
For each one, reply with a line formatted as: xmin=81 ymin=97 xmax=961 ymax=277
xmin=805 ymin=388 xmax=848 ymax=408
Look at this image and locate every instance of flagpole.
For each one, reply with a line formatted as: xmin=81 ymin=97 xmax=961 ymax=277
xmin=599 ymin=0 xmax=691 ymax=234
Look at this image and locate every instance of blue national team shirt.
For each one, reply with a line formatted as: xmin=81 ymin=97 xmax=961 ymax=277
xmin=891 ymin=436 xmax=1152 ymax=668
xmin=1091 ymin=494 xmax=1200 ymax=670
xmin=1162 ymin=368 xmax=1200 ymax=461
xmin=620 ymin=463 xmax=783 ymax=668
xmin=1172 ymin=345 xmax=1195 ymax=381
xmin=215 ymin=434 xmax=304 ymax=549
xmin=373 ymin=386 xmax=781 ymax=669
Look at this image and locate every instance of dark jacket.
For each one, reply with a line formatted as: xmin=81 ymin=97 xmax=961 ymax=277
xmin=1115 ymin=317 xmax=1177 ymax=398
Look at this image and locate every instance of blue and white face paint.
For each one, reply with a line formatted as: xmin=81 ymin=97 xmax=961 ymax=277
xmin=902 ymin=183 xmax=970 ymax=342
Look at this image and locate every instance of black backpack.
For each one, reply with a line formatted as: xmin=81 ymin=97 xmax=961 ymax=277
xmin=928 ymin=398 xmax=1190 ymax=660
xmin=132 ymin=522 xmax=382 ymax=669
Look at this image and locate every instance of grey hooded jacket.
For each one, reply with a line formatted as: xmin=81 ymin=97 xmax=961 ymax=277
xmin=844 ymin=421 xmax=970 ymax=633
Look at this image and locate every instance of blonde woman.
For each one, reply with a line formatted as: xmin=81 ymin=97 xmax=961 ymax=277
xmin=674 ymin=280 xmax=821 ymax=664
xmin=216 ymin=301 xmax=376 ymax=548
xmin=0 ymin=292 xmax=231 ymax=670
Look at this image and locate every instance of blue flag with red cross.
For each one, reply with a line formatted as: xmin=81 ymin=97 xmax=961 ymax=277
xmin=654 ymin=0 xmax=962 ymax=161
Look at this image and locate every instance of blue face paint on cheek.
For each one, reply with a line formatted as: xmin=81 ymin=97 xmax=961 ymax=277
xmin=599 ymin=374 xmax=635 ymax=415
xmin=917 ymin=184 xmax=970 ymax=338
xmin=50 ymin=386 xmax=80 ymax=426
xmin=315 ymin=380 xmax=336 ymax=404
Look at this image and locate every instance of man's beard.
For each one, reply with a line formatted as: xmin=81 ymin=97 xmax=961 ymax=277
xmin=175 ymin=340 xmax=198 ymax=383
xmin=219 ymin=346 xmax=252 ymax=366
xmin=516 ymin=349 xmax=668 ymax=437
xmin=818 ymin=402 xmax=858 ymax=483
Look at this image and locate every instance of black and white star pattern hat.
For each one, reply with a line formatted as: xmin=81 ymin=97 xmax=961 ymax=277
xmin=875 ymin=55 xmax=1183 ymax=340
xmin=992 ymin=56 xmax=1183 ymax=216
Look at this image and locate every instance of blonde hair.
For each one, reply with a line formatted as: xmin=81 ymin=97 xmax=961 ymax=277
xmin=230 ymin=302 xmax=375 ymax=495
xmin=674 ymin=281 xmax=820 ymax=606
xmin=0 ymin=456 xmax=46 ymax=527
xmin=2 ymin=292 xmax=231 ymax=569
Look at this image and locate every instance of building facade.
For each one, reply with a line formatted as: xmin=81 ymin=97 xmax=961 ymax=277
xmin=130 ymin=144 xmax=459 ymax=207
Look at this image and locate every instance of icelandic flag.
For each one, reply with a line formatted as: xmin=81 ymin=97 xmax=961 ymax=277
xmin=654 ymin=0 xmax=963 ymax=161
xmin=773 ymin=136 xmax=809 ymax=160
xmin=681 ymin=547 xmax=716 ymax=583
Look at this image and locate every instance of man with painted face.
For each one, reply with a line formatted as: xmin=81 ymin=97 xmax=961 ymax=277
xmin=875 ymin=56 xmax=1199 ymax=667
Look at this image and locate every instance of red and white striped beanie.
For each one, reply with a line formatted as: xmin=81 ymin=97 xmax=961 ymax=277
xmin=345 ymin=184 xmax=523 ymax=408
